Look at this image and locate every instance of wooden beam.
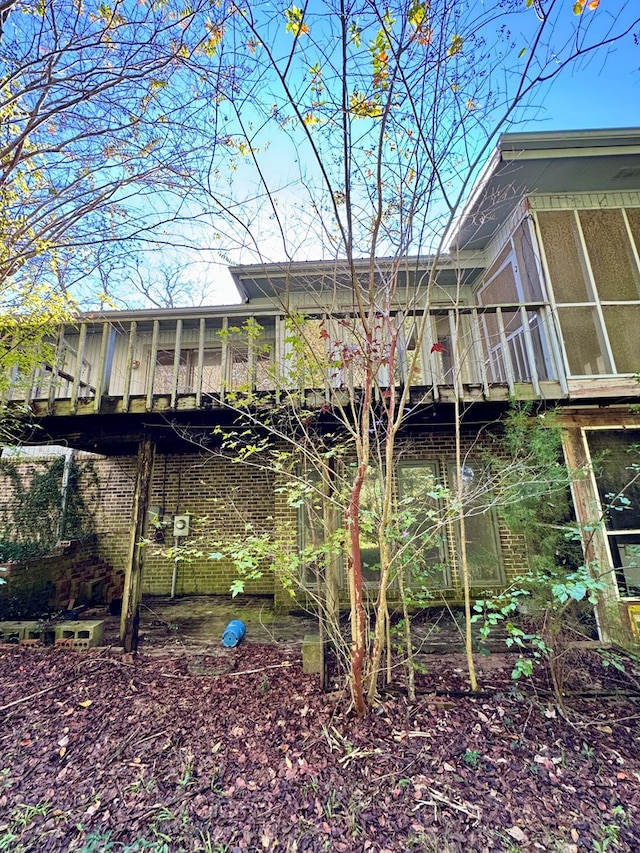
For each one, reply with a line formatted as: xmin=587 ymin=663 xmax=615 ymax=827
xmin=120 ymin=437 xmax=156 ymax=653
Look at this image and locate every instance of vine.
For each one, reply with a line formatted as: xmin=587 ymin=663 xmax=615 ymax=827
xmin=0 ymin=455 xmax=99 ymax=562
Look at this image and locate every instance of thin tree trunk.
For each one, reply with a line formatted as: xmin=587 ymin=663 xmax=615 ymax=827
xmin=454 ymin=396 xmax=478 ymax=692
xmin=397 ymin=560 xmax=415 ymax=700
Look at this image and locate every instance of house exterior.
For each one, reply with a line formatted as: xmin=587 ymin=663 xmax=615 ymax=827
xmin=3 ymin=127 xmax=640 ymax=643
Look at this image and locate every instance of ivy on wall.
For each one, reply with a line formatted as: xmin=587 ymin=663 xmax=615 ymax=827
xmin=0 ymin=455 xmax=99 ymax=562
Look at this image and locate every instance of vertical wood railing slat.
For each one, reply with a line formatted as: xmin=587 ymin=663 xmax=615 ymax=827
xmin=519 ymin=305 xmax=541 ymax=396
xmin=146 ymin=320 xmax=160 ymax=412
xmin=421 ymin=312 xmax=439 ymax=400
xmin=170 ymin=319 xmax=183 ymax=409
xmin=122 ymin=321 xmax=137 ymax=414
xmin=196 ymin=318 xmax=205 ymax=407
xmin=447 ymin=310 xmax=463 ymax=400
xmin=495 ymin=307 xmax=515 ymax=395
xmin=47 ymin=326 xmax=66 ymax=414
xmin=70 ymin=323 xmax=88 ymax=414
xmin=92 ymin=323 xmax=111 ymax=413
xmin=541 ymin=304 xmax=568 ymax=394
xmin=220 ymin=316 xmax=229 ymax=401
xmin=470 ymin=308 xmax=490 ymax=398
xmin=247 ymin=322 xmax=257 ymax=394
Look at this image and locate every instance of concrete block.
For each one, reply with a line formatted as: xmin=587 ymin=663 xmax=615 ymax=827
xmin=302 ymin=633 xmax=323 ymax=675
xmin=0 ymin=621 xmax=40 ymax=643
xmin=54 ymin=620 xmax=104 ymax=648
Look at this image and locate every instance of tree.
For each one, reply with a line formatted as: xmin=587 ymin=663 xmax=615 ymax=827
xmin=149 ymin=1 xmax=639 ymax=714
xmin=0 ymin=0 xmax=233 ymax=304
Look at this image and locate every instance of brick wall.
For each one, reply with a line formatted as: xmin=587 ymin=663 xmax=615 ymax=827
xmin=90 ymin=451 xmax=276 ymax=597
xmin=0 ymin=426 xmax=532 ymax=608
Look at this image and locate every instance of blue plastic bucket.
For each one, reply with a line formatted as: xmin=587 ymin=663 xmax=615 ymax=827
xmin=222 ymin=619 xmax=246 ymax=648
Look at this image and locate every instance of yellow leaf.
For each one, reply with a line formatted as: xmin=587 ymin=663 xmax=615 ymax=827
xmin=448 ymin=34 xmax=464 ymax=57
xmin=587 ymin=0 xmax=599 ymax=8
xmin=284 ymin=5 xmax=309 ymax=37
xmin=408 ymin=0 xmax=426 ymax=29
xmin=78 ymin=700 xmax=92 ymax=708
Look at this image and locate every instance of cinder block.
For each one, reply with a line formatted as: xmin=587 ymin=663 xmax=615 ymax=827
xmin=54 ymin=620 xmax=104 ymax=647
xmin=0 ymin=621 xmax=40 ymax=643
xmin=302 ymin=633 xmax=323 ymax=675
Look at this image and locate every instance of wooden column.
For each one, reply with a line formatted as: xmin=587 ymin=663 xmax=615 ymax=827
xmin=120 ymin=437 xmax=156 ymax=652
xmin=562 ymin=427 xmax=623 ymax=642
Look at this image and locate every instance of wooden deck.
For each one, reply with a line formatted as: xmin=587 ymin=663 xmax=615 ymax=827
xmin=13 ymin=302 xmax=571 ymax=417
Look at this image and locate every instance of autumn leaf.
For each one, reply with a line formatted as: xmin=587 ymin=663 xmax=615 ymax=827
xmin=448 ymin=34 xmax=464 ymax=57
xmin=78 ymin=699 xmax=92 ymax=708
xmin=284 ymin=6 xmax=309 ymax=36
xmin=408 ymin=0 xmax=427 ymax=29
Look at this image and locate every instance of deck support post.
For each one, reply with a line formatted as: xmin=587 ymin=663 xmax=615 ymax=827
xmin=120 ymin=437 xmax=156 ymax=652
xmin=561 ymin=427 xmax=624 ymax=643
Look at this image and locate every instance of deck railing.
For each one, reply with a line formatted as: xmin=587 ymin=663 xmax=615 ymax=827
xmin=13 ymin=303 xmax=568 ymax=414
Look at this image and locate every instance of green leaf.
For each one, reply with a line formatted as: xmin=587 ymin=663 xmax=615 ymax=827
xmin=230 ymin=580 xmax=245 ymax=597
xmin=569 ymin=581 xmax=587 ymax=601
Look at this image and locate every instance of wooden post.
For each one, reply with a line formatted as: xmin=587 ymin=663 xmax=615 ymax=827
xmin=562 ymin=427 xmax=623 ymax=642
xmin=120 ymin=437 xmax=156 ymax=653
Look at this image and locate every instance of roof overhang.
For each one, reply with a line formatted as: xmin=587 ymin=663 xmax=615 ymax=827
xmin=229 ymin=254 xmax=485 ymax=302
xmin=449 ymin=127 xmax=640 ymax=252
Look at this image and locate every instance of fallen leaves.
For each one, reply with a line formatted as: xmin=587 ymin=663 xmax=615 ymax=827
xmin=0 ymin=644 xmax=639 ymax=852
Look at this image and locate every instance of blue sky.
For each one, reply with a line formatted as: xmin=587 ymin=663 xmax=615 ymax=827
xmin=117 ymin=1 xmax=640 ymax=307
xmin=518 ymin=32 xmax=639 ymax=132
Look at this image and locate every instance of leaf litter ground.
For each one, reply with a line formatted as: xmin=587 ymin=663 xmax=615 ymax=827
xmin=1 ymin=631 xmax=639 ymax=852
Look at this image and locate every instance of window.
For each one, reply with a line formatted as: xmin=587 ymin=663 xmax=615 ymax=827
xmin=447 ymin=461 xmax=504 ymax=586
xmin=297 ymin=458 xmax=507 ymax=593
xmin=586 ymin=430 xmax=640 ymax=597
xmin=397 ymin=462 xmax=449 ymax=588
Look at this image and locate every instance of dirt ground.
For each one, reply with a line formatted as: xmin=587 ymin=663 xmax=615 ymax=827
xmin=1 ymin=598 xmax=640 ymax=852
